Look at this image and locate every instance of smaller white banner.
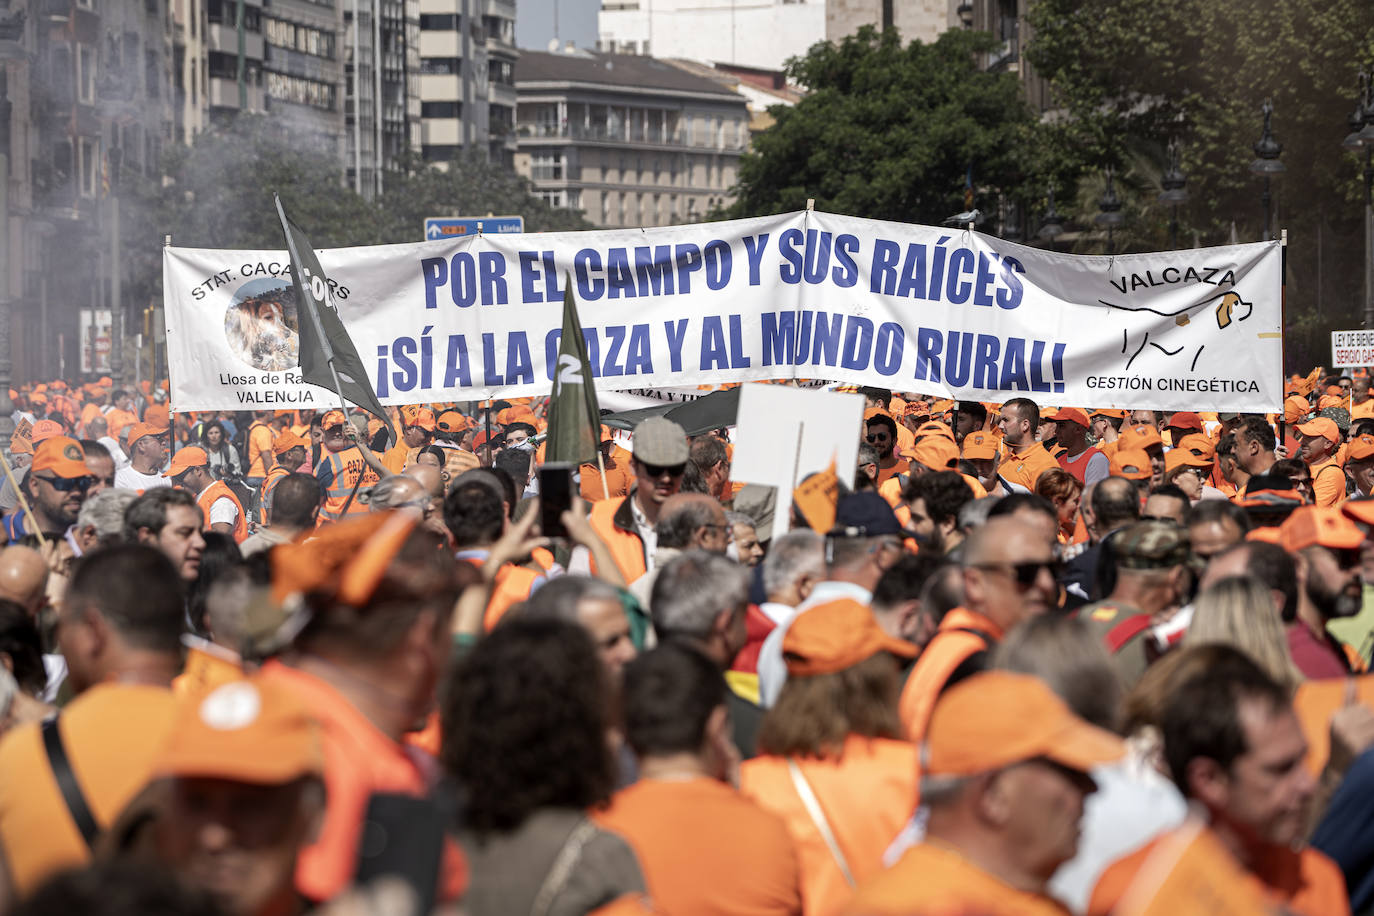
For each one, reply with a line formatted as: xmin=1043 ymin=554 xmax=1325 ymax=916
xmin=1331 ymin=330 xmax=1374 ymax=369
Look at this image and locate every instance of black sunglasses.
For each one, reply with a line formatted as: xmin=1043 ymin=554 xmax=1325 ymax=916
xmin=36 ymin=475 xmax=94 ymax=492
xmin=640 ymin=461 xmax=686 ymax=478
xmin=973 ymin=559 xmax=1062 ymax=587
xmin=865 ymin=433 xmax=890 ymax=442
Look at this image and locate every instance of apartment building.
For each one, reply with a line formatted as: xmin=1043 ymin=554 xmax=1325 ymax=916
xmin=514 ymin=48 xmax=748 ymax=227
xmin=598 ymin=0 xmax=956 ymax=72
xmin=415 ymin=0 xmax=516 ymax=168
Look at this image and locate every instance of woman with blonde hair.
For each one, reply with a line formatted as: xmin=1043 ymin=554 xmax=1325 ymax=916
xmin=1184 ymin=575 xmax=1304 ymax=691
xmin=740 ymin=599 xmax=918 ymax=916
xmin=1034 ymin=468 xmax=1084 ymax=544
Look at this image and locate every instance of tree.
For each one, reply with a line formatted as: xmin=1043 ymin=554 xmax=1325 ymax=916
xmin=727 ymin=27 xmax=1059 ymax=226
xmin=1027 ymin=0 xmax=1374 ymax=365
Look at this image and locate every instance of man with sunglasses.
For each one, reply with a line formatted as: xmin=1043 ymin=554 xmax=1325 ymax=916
xmin=1279 ymin=506 xmax=1367 ymax=678
xmin=15 ymin=437 xmax=94 ymax=543
xmin=166 ymin=446 xmax=248 ymax=543
xmin=589 ymin=417 xmax=690 ymax=583
xmin=1077 ymin=520 xmax=1197 ymax=686
xmin=898 ymin=516 xmax=1059 ymax=742
xmin=114 ymin=423 xmax=170 ymax=492
xmin=865 ymin=413 xmax=908 ymax=488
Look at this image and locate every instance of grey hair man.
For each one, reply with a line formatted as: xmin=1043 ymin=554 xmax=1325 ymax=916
xmin=629 ymin=493 xmax=729 ymax=611
xmin=522 ymin=574 xmax=637 ymax=678
xmin=73 ymin=488 xmax=139 ymax=555
xmin=757 ymin=529 xmax=825 ymax=628
xmin=650 ymin=549 xmax=758 ymax=757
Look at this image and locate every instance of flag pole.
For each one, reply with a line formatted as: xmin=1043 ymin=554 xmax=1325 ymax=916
xmin=0 ymin=458 xmax=46 ymax=549
xmin=274 ymin=195 xmax=352 ymax=423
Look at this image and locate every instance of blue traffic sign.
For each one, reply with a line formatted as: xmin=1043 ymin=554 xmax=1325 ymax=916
xmin=424 ymin=216 xmax=524 ymax=239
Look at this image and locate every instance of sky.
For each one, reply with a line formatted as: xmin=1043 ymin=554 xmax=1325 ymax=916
xmin=516 ymin=0 xmax=601 ymax=52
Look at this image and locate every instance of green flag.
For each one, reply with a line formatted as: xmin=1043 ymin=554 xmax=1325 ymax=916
xmin=543 ymin=275 xmax=601 ymax=465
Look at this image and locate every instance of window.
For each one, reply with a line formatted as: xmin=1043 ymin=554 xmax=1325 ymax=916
xmin=420 ymin=57 xmax=459 ymax=75
xmin=531 ymin=151 xmax=563 ymax=180
xmin=601 ymin=193 xmax=610 ymax=225
xmin=419 ymin=13 xmax=458 ymax=29
xmin=421 ymin=101 xmax=459 ymax=118
xmin=423 ymin=144 xmax=459 ymax=161
xmin=77 ymin=44 xmax=97 ymax=104
xmin=78 ymin=137 xmax=100 ymax=198
xmin=145 ymin=50 xmax=160 ymax=98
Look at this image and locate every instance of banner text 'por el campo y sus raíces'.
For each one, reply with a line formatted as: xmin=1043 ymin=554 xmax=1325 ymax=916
xmin=163 ymin=210 xmax=1284 ymax=414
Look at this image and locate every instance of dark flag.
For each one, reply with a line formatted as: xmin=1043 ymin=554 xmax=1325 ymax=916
xmin=543 ymin=275 xmax=602 ymax=465
xmin=273 ymin=194 xmax=388 ymax=426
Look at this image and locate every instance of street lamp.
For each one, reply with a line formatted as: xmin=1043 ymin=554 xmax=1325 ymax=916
xmin=1095 ymin=167 xmax=1124 ymax=254
xmin=0 ymin=77 xmax=14 ymax=446
xmin=1158 ymin=139 xmax=1188 ymax=249
xmin=1343 ymin=71 xmax=1374 ymax=330
xmin=1038 ymin=185 xmax=1064 ymax=244
xmin=1249 ymin=99 xmax=1285 ymax=242
xmin=956 ymin=1 xmax=973 ymax=28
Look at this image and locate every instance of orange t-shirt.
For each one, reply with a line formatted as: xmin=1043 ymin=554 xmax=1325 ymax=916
xmin=172 ymin=642 xmax=244 ymax=697
xmin=874 ymin=459 xmax=910 ymax=489
xmin=247 ymin=421 xmax=276 ymax=478
xmin=1310 ymin=457 xmax=1346 ymax=508
xmin=740 ymin=735 xmax=918 ymax=916
xmin=258 ymin=661 xmax=467 ymax=903
xmin=999 ymin=442 xmax=1061 ymax=493
xmin=581 ymin=455 xmax=633 ymax=503
xmin=844 ymin=840 xmax=1072 ymax=916
xmin=595 ymin=777 xmax=802 ymax=915
xmin=0 ymin=684 xmax=176 ymax=897
xmin=1088 ymin=828 xmax=1347 ymax=916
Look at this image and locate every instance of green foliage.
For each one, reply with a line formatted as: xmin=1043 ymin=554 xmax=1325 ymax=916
xmin=1027 ymin=0 xmax=1374 ymax=364
xmin=727 ymin=27 xmax=1059 ymax=224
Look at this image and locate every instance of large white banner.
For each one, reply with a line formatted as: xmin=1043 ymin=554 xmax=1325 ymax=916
xmin=164 ymin=210 xmax=1284 ymax=413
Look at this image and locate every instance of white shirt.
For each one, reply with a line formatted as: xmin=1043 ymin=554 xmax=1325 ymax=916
xmin=198 ymin=483 xmax=239 ymax=529
xmin=115 ymin=466 xmax=169 ymax=491
xmin=98 ymin=436 xmax=130 ymax=470
xmin=628 ymin=492 xmax=659 ymax=571
xmin=756 ymin=580 xmax=873 ymax=708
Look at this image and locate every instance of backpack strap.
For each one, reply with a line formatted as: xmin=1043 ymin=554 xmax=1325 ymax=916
xmin=41 ymin=716 xmax=100 ymax=850
xmin=1103 ymin=615 xmax=1153 ymax=653
xmin=788 ymin=758 xmax=855 ymax=887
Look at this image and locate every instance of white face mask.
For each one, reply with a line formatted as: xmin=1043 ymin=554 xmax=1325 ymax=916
xmin=509 ymin=441 xmax=535 ymax=453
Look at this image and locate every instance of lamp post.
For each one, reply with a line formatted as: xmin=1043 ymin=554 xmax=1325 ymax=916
xmin=1037 ymin=185 xmax=1064 ymax=245
xmin=1095 ymin=167 xmax=1124 ymax=254
xmin=0 ymin=74 xmax=15 ymax=445
xmin=1250 ymin=99 xmax=1285 ymax=242
xmin=1342 ymin=71 xmax=1374 ymax=330
xmin=956 ymin=1 xmax=973 ymax=28
xmin=1158 ymin=139 xmax=1188 ymax=249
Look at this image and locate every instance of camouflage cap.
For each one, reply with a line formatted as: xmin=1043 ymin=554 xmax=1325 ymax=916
xmin=1111 ymin=520 xmax=1194 ymax=570
xmin=1319 ymin=405 xmax=1351 ymax=433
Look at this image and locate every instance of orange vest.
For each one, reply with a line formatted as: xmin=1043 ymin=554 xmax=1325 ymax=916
xmin=316 ymin=447 xmax=377 ymax=523
xmin=898 ymin=607 xmax=1003 ymax=742
xmin=197 ymin=479 xmax=248 ymax=543
xmin=588 ymin=495 xmax=648 ymax=582
xmin=740 ymin=736 xmax=919 ymax=916
xmin=485 ymin=564 xmax=542 ymax=631
xmin=260 ymin=465 xmax=290 ymax=520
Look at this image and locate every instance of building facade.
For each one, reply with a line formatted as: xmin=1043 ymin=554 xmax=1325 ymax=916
xmin=515 ymin=48 xmax=748 ymax=228
xmin=415 ymin=0 xmax=515 ymax=168
xmin=597 ymin=0 xmax=955 ymax=71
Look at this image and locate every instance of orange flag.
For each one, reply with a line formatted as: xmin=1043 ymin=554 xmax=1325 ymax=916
xmin=793 ymin=457 xmax=839 ymax=533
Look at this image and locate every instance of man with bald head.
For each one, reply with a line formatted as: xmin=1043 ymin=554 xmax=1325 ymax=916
xmin=629 ymin=492 xmax=729 ymax=610
xmin=899 ymin=516 xmax=1058 ymax=741
xmin=403 ymin=464 xmax=451 ymax=543
xmin=0 ymin=546 xmax=50 ymax=618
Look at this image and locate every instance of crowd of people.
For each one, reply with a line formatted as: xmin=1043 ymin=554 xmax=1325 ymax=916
xmin=0 ymin=370 xmax=1373 ymax=915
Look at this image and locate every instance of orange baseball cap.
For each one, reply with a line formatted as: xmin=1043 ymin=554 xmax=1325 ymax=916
xmin=1089 ymin=408 xmax=1126 ymax=420
xmin=1328 ymin=385 xmax=1346 ymax=396
xmin=962 ymin=431 xmax=998 ymax=461
xmin=1342 ymin=498 xmax=1374 ymax=527
xmin=1318 ymin=395 xmax=1344 ymax=410
xmin=272 ymin=430 xmax=308 ymax=455
xmin=1051 ymin=407 xmax=1090 ymax=429
xmin=1176 ymin=433 xmax=1216 ymax=460
xmin=905 ymin=437 xmax=960 ymax=472
xmin=166 ymin=446 xmax=209 ymax=478
xmin=30 ymin=419 xmax=64 ymax=444
xmin=1109 ymin=448 xmax=1153 ymax=480
xmin=321 ymin=409 xmax=348 ymax=429
xmin=158 ymin=678 xmax=323 ymax=785
xmin=1347 ymin=434 xmax=1374 ymax=462
xmin=914 ymin=421 xmax=955 ymax=443
xmin=1284 ymin=395 xmax=1311 ymax=425
xmin=1118 ymin=424 xmax=1163 ymax=451
xmin=1165 ymin=412 xmax=1203 ymax=432
xmin=1296 ymin=417 xmax=1340 ymax=445
xmin=402 ymin=406 xmax=437 ymax=431
xmin=782 ymin=598 xmax=916 ymax=677
xmin=1280 ymin=506 xmax=1364 ymax=552
xmin=1165 ymin=448 xmax=1211 ymax=474
xmin=436 ymin=410 xmax=470 ymax=434
xmin=143 ymin=404 xmax=170 ymax=431
xmin=924 ymin=672 xmax=1125 ymax=776
xmin=127 ymin=423 xmax=167 ymax=449
xmin=272 ymin=511 xmax=418 ymax=605
xmin=98 ymin=376 xmax=112 ymax=386
xmin=31 ymin=437 xmax=88 ymax=478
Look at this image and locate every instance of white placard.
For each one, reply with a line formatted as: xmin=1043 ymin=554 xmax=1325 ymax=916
xmin=1331 ymin=329 xmax=1374 ymax=369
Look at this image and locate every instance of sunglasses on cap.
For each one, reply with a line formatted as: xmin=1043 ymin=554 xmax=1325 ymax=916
xmin=639 ymin=460 xmax=687 ymax=478
xmin=972 ymin=559 xmax=1062 ymax=587
xmin=35 ymin=474 xmax=94 ymax=492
